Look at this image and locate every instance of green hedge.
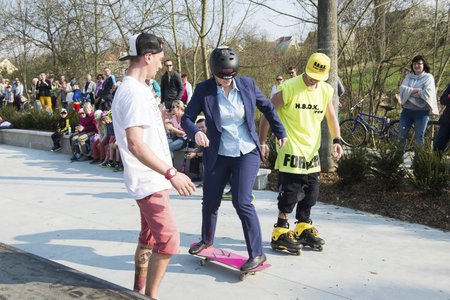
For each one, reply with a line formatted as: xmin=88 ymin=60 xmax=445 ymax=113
xmin=0 ymin=106 xmax=78 ymax=132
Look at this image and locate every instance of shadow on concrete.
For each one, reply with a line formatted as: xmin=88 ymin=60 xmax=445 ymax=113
xmin=13 ymin=229 xmax=137 ymax=272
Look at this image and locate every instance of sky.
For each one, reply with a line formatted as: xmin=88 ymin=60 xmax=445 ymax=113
xmin=243 ymin=1 xmax=315 ymax=42
xmin=245 ymin=0 xmax=442 ymax=41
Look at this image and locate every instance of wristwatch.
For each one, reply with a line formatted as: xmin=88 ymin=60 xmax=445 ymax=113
xmin=333 ymin=137 xmax=343 ymax=146
xmin=165 ymin=167 xmax=177 ymax=180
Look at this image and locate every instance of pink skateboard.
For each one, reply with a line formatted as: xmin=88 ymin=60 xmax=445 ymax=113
xmin=190 ymin=243 xmax=271 ymax=281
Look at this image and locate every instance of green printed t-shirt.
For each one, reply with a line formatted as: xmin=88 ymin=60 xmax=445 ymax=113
xmin=275 ymin=75 xmax=333 ymax=174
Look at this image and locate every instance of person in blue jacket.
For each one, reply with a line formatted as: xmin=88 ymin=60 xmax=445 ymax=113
xmin=434 ymin=83 xmax=450 ymax=152
xmin=181 ymin=46 xmax=287 ymax=271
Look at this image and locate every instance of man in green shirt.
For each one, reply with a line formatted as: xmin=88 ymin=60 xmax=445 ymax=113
xmin=259 ymin=53 xmax=344 ymax=252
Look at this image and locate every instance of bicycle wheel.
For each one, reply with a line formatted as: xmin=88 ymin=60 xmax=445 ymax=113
xmin=386 ymin=120 xmax=402 ymax=145
xmin=340 ymin=118 xmax=367 ymax=147
xmin=387 ymin=120 xmax=415 ymax=150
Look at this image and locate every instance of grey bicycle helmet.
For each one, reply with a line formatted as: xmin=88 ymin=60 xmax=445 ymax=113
xmin=209 ymin=46 xmax=239 ymax=79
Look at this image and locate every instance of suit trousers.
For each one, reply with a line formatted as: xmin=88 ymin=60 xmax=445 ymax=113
xmin=201 ymin=148 xmax=263 ymax=258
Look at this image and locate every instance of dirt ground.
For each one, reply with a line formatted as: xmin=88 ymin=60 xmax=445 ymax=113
xmin=267 ymin=171 xmax=450 ymax=232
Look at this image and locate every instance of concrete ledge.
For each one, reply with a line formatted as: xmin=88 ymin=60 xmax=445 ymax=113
xmin=254 ymin=168 xmax=271 ymax=190
xmin=0 ymin=129 xmax=72 ymax=154
xmin=0 ymin=129 xmax=273 ymax=189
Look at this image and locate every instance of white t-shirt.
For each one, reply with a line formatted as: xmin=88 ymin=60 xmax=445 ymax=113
xmin=112 ymin=76 xmax=172 ymax=199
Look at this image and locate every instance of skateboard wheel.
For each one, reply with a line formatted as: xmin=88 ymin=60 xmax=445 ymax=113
xmin=239 ymin=273 xmax=247 ymax=281
xmin=295 ymin=250 xmax=301 ymax=256
xmin=199 ymin=258 xmax=207 ymax=266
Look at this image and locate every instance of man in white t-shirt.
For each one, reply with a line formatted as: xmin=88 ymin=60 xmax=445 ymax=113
xmin=112 ymin=32 xmax=195 ymax=300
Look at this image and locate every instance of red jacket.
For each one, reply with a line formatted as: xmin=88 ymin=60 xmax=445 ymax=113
xmin=80 ymin=113 xmax=98 ymax=133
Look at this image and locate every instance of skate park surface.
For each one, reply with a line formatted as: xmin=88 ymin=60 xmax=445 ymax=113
xmin=0 ymin=144 xmax=449 ymax=300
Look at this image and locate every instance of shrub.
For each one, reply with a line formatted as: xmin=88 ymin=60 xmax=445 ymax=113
xmin=1 ymin=106 xmax=78 ymax=132
xmin=265 ymin=134 xmax=278 ymax=169
xmin=407 ymin=147 xmax=450 ymax=196
xmin=369 ymin=142 xmax=406 ymax=190
xmin=337 ymin=147 xmax=370 ymax=186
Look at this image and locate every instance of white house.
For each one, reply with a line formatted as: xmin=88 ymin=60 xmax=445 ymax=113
xmin=0 ymin=59 xmax=18 ymax=74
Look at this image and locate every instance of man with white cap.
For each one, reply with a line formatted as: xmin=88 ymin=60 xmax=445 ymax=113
xmin=112 ymin=32 xmax=195 ymax=299
xmin=259 ymin=52 xmax=343 ymax=253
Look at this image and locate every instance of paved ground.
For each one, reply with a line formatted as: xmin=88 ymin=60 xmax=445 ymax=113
xmin=0 ymin=144 xmax=449 ymax=300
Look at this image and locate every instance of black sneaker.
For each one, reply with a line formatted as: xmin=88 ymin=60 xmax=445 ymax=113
xmin=191 ymin=176 xmax=202 ymax=182
xmin=113 ymin=164 xmax=124 ymax=172
xmin=90 ymin=159 xmax=101 ymax=164
xmin=106 ymin=162 xmax=117 ymax=169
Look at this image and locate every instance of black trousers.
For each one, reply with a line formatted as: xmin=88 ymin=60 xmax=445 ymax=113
xmin=277 ymin=172 xmax=320 ymax=222
xmin=51 ymin=131 xmax=64 ymax=147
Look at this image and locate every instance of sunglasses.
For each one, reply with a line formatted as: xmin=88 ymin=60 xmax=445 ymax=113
xmin=276 ymin=78 xmax=283 ymax=81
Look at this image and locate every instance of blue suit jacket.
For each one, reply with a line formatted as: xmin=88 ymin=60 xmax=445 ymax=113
xmin=181 ymin=76 xmax=286 ymax=171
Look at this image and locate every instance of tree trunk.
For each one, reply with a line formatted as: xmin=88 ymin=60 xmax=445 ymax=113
xmin=171 ymin=0 xmax=182 ymax=72
xmin=94 ymin=0 xmax=99 ymax=76
xmin=373 ymin=0 xmax=387 ymax=104
xmin=374 ymin=0 xmax=386 ymax=61
xmin=318 ymin=0 xmax=338 ymax=172
xmin=200 ymin=0 xmax=209 ymax=80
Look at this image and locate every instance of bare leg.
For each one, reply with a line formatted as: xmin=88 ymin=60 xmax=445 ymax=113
xmin=109 ymin=143 xmax=114 ymax=160
xmin=278 ymin=211 xmax=290 ymax=220
xmin=134 ymin=243 xmax=152 ymax=294
xmin=115 ymin=148 xmax=121 ymax=162
xmin=145 ymin=252 xmax=171 ymax=299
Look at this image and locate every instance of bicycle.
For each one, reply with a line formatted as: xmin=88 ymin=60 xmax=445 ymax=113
xmin=340 ymin=99 xmax=439 ymax=149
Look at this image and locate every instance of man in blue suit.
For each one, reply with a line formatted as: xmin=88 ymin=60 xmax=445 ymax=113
xmin=181 ymin=46 xmax=287 ymax=271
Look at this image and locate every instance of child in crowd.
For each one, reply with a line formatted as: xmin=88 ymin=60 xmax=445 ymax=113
xmin=72 ymin=84 xmax=82 ymax=112
xmin=51 ymin=108 xmax=70 ymax=152
xmin=108 ymin=141 xmax=124 ymax=172
xmin=98 ymin=110 xmax=122 ymax=171
xmin=3 ymin=85 xmax=13 ymax=106
xmin=98 ymin=111 xmax=115 ymax=167
xmin=90 ymin=110 xmax=109 ymax=164
xmin=185 ymin=118 xmax=206 ymax=182
xmin=166 ymin=100 xmax=188 ymax=154
xmin=88 ymin=110 xmax=103 ymax=161
xmin=69 ymin=104 xmax=97 ymax=161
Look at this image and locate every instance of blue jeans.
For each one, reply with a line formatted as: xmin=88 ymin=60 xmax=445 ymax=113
xmin=168 ymin=136 xmax=187 ymax=152
xmin=398 ymin=108 xmax=430 ymax=148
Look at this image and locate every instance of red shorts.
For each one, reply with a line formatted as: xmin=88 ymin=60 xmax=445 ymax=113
xmin=136 ymin=190 xmax=179 ymax=255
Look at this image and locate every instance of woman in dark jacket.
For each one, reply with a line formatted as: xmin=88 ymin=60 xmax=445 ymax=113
xmin=181 ymin=46 xmax=287 ymax=271
xmin=434 ymin=84 xmax=450 ymax=152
